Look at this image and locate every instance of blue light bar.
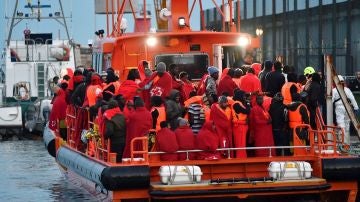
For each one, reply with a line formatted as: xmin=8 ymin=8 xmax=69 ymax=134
xmin=25 ymin=5 xmax=51 ymax=8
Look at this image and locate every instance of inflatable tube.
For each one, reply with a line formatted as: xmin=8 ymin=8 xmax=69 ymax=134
xmin=322 ymin=158 xmax=360 ymax=180
xmin=101 ymin=166 xmax=150 ymax=190
xmin=43 ymin=124 xmax=56 ymax=157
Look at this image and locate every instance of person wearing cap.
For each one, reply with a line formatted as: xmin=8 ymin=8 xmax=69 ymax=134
xmin=145 ymin=62 xmax=173 ymax=100
xmin=123 ymin=97 xmax=152 ymax=158
xmin=174 ymin=118 xmax=196 ymax=160
xmin=210 ymin=95 xmax=232 ymax=157
xmin=249 ymin=95 xmax=275 ymax=157
xmin=206 ymin=66 xmax=219 ymax=96
xmin=103 ymin=99 xmax=126 ymax=162
xmin=303 ymin=68 xmax=321 ymax=129
xmin=332 ymin=75 xmax=359 ymax=145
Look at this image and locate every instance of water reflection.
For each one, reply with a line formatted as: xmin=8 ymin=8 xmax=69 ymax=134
xmin=0 ymin=140 xmax=97 ymax=202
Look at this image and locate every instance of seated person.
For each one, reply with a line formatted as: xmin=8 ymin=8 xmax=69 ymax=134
xmin=196 ymin=121 xmax=220 ymax=160
xmin=174 ymin=118 xmax=196 ymax=160
xmin=155 ymin=121 xmax=179 ymax=161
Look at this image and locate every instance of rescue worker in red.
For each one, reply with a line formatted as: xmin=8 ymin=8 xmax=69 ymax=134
xmin=210 ymin=95 xmax=232 ymax=157
xmin=155 ymin=121 xmax=179 ymax=161
xmin=123 ymin=97 xmax=152 ymax=158
xmin=104 ymin=100 xmax=126 ymax=162
xmin=249 ymin=95 xmax=275 ymax=157
xmin=174 ymin=118 xmax=196 ymax=160
xmin=231 ymin=89 xmax=250 ymax=158
xmin=239 ymin=67 xmax=261 ymax=106
xmin=145 ymin=62 xmax=173 ymax=100
xmin=196 ymin=121 xmax=220 ymax=160
xmin=150 ymin=96 xmax=166 ymax=132
xmin=217 ymin=68 xmax=238 ymax=97
xmin=287 ymin=92 xmax=310 ymax=146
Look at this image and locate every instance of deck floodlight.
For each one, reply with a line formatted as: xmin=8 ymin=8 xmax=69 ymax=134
xmin=237 ymin=36 xmax=250 ymax=47
xmin=146 ymin=36 xmax=157 ymax=47
xmin=178 ymin=17 xmax=186 ymax=27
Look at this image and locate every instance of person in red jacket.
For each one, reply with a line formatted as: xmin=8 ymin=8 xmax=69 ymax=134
xmin=49 ymin=82 xmax=68 ymax=139
xmin=217 ymin=68 xmax=238 ymax=96
xmin=196 ymin=121 xmax=220 ymax=160
xmin=145 ymin=62 xmax=173 ymax=100
xmin=118 ymin=69 xmax=141 ymax=102
xmin=239 ymin=67 xmax=261 ymax=106
xmin=174 ymin=118 xmax=196 ymax=160
xmin=156 ymin=121 xmax=179 ymax=161
xmin=123 ymin=97 xmax=152 ymax=158
xmin=210 ymin=96 xmax=232 ymax=157
xmin=249 ymin=95 xmax=275 ymax=157
xmin=179 ymin=71 xmax=195 ymax=101
xmin=138 ymin=68 xmax=153 ymax=109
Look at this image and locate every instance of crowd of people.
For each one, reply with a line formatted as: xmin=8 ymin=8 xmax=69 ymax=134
xmin=48 ymin=58 xmax=360 ymax=162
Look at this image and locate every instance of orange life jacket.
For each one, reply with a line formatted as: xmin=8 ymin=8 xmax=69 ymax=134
xmin=231 ymin=101 xmax=247 ymax=124
xmin=204 ymin=106 xmax=211 ymax=122
xmin=184 ymin=96 xmax=203 ymax=108
xmin=281 ymin=82 xmax=301 ymax=105
xmin=288 ymin=103 xmax=309 ymax=128
xmin=86 ymin=84 xmax=102 ymax=107
xmin=151 ymin=106 xmax=166 ymax=131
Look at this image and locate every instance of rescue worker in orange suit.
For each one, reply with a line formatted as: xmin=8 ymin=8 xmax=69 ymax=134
xmin=196 ymin=121 xmax=221 ymax=160
xmin=84 ymin=73 xmax=103 ymax=108
xmin=249 ymin=95 xmax=275 ymax=157
xmin=104 ymin=100 xmax=126 ymax=163
xmin=239 ymin=67 xmax=261 ymax=106
xmin=123 ymin=97 xmax=152 ymax=158
xmin=118 ymin=69 xmax=141 ymax=102
xmin=281 ymin=72 xmax=301 ymax=105
xmin=231 ymin=89 xmax=250 ymax=158
xmin=287 ymin=93 xmax=310 ymax=146
xmin=217 ymin=68 xmax=238 ymax=97
xmin=174 ymin=118 xmax=196 ymax=160
xmin=155 ymin=121 xmax=179 ymax=161
xmin=150 ymin=96 xmax=166 ymax=132
xmin=210 ymin=96 xmax=232 ymax=158
xmin=145 ymin=62 xmax=173 ymax=100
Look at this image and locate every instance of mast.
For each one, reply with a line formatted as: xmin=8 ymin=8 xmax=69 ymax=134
xmin=6 ymin=0 xmax=19 ymax=46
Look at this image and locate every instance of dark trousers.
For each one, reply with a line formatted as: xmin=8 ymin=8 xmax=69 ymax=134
xmin=273 ymin=129 xmax=291 ymax=156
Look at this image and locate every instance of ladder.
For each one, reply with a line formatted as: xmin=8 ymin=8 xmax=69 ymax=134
xmin=37 ymin=63 xmax=45 ymax=98
xmin=325 ymin=55 xmax=360 ymax=139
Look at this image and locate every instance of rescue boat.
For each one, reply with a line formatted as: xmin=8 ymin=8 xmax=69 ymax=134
xmin=44 ymin=0 xmax=360 ymax=201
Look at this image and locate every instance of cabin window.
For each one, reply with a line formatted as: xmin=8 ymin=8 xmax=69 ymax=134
xmin=155 ymin=54 xmax=209 ymax=80
xmin=13 ymin=82 xmax=31 ymax=101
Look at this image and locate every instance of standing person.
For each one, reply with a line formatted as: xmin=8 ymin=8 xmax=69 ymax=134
xmin=231 ymin=89 xmax=250 ymax=158
xmin=332 ymin=75 xmax=359 ymax=145
xmin=137 ymin=60 xmax=149 ymax=81
xmin=103 ymin=100 xmax=126 ymax=162
xmin=249 ymin=95 xmax=275 ymax=157
xmin=259 ymin=60 xmax=273 ymax=92
xmin=264 ymin=61 xmax=285 ymax=97
xmin=349 ymin=71 xmax=360 ymax=92
xmin=303 ymin=67 xmax=321 ymax=129
xmin=49 ymin=81 xmax=68 ymax=139
xmin=146 ymin=62 xmax=173 ymax=100
xmin=123 ymin=97 xmax=152 ymax=158
xmin=269 ymin=93 xmax=289 ymax=156
xmin=168 ymin=63 xmax=182 ymax=92
xmin=179 ymin=71 xmax=195 ymax=101
xmin=174 ymin=118 xmax=196 ymax=160
xmin=155 ymin=121 xmax=179 ymax=161
xmin=232 ymin=68 xmax=243 ymax=87
xmin=118 ymin=69 xmax=141 ymax=102
xmin=138 ymin=68 xmax=154 ymax=109
xmin=210 ymin=96 xmax=232 ymax=156
xmin=165 ymin=89 xmax=184 ymax=130
xmin=206 ymin=66 xmax=219 ymax=96
xmin=239 ymin=67 xmax=261 ymax=106
xmin=217 ymin=68 xmax=238 ymax=97
xmin=150 ymin=96 xmax=166 ymax=132
xmin=185 ymin=92 xmax=206 ymax=134
xmin=281 ymin=73 xmax=301 ymax=105
xmin=196 ymin=121 xmax=221 ymax=160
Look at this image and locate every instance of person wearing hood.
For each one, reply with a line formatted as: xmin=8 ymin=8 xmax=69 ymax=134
xmin=259 ymin=60 xmax=273 ymax=92
xmin=104 ymin=100 xmax=126 ymax=162
xmin=145 ymin=62 xmax=173 ymax=100
xmin=174 ymin=118 xmax=196 ymax=160
xmin=165 ymin=89 xmax=184 ymax=130
xmin=196 ymin=121 xmax=221 ymax=160
xmin=84 ymin=73 xmax=103 ymax=107
xmin=231 ymin=89 xmax=250 ymax=158
xmin=118 ymin=69 xmax=141 ymax=102
xmin=123 ymin=97 xmax=152 ymax=158
xmin=239 ymin=67 xmax=261 ymax=106
xmin=206 ymin=66 xmax=219 ymax=96
xmin=210 ymin=95 xmax=232 ymax=157
xmin=217 ymin=68 xmax=238 ymax=97
xmin=269 ymin=92 xmax=290 ymax=156
xmin=155 ymin=121 xmax=179 ymax=161
xmin=249 ymin=95 xmax=275 ymax=157
xmin=332 ymin=75 xmax=359 ymax=145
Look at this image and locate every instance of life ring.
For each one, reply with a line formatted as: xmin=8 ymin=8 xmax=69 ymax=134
xmin=15 ymin=83 xmax=30 ymax=101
